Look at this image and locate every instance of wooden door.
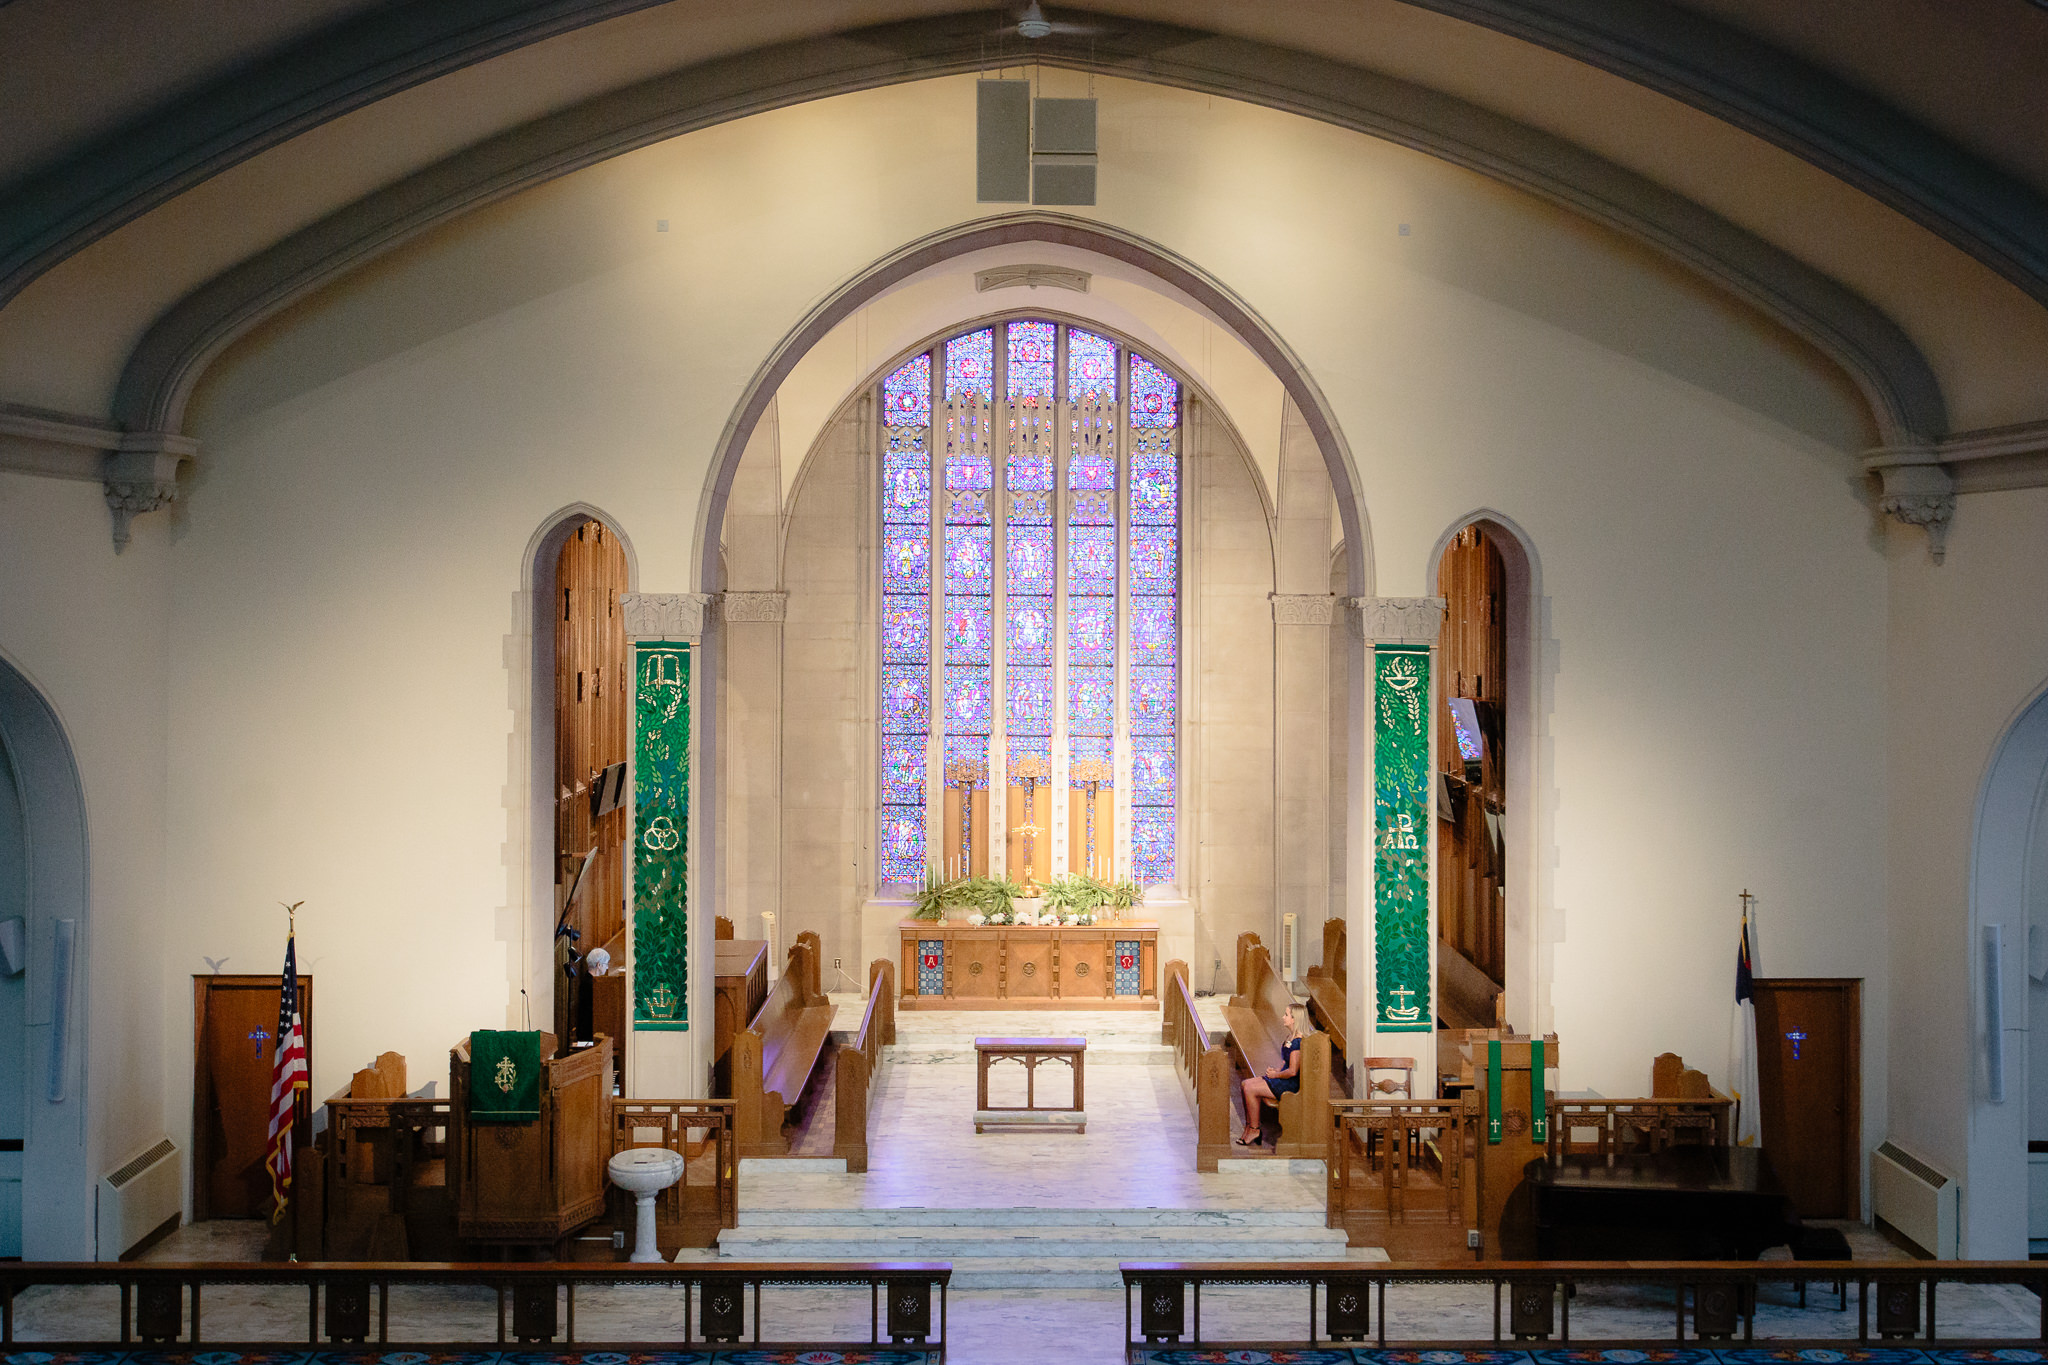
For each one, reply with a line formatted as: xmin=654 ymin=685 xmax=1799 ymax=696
xmin=193 ymin=975 xmax=312 ymax=1220
xmin=1752 ymin=978 xmax=1859 ymax=1218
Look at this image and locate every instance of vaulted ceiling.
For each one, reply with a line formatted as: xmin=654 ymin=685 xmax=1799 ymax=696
xmin=4 ymin=0 xmax=2046 ymax=503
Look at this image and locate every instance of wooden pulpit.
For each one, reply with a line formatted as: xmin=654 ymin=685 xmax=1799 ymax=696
xmin=449 ymin=1032 xmax=611 ymax=1247
xmin=1458 ymin=1031 xmax=1559 ymax=1257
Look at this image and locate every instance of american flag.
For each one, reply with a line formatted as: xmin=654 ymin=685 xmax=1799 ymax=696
xmin=265 ymin=933 xmax=309 ymax=1221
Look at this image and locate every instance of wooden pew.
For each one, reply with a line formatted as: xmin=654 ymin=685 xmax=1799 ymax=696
xmin=834 ymin=958 xmax=897 ymax=1173
xmin=1163 ymin=959 xmax=1233 ymax=1171
xmin=1303 ymin=918 xmax=1348 ymax=1087
xmin=731 ymin=933 xmax=833 ymax=1157
xmin=1223 ymin=933 xmax=1332 ymax=1159
xmin=318 ymin=1053 xmax=457 ymax=1260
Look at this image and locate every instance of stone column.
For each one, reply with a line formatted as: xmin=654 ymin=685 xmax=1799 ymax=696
xmin=1271 ymin=399 xmax=1334 ymax=968
xmin=620 ymin=591 xmax=714 ymax=1097
xmin=1349 ymin=595 xmax=1446 ymax=1090
xmin=722 ymin=406 xmax=784 ymax=951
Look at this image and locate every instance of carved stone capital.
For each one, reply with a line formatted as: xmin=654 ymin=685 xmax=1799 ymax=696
xmin=1269 ymin=593 xmax=1336 ymax=626
xmin=620 ymin=592 xmax=713 ymax=640
xmin=102 ymin=433 xmax=199 ymax=552
xmin=1864 ymin=444 xmax=1956 ymax=564
xmin=722 ymin=591 xmax=787 ymax=623
xmin=1349 ymin=595 xmax=1446 ymax=645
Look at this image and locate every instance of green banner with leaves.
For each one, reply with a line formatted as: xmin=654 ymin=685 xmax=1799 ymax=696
xmin=1373 ymin=645 xmax=1432 ymax=1032
xmin=633 ymin=642 xmax=690 ymax=1031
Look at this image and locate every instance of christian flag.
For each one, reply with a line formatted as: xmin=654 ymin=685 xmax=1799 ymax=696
xmin=1729 ymin=906 xmax=1762 ymax=1147
xmin=265 ymin=933 xmax=309 ymax=1221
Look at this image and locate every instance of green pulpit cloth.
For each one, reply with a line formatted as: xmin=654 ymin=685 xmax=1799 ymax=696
xmin=469 ymin=1029 xmax=542 ymax=1123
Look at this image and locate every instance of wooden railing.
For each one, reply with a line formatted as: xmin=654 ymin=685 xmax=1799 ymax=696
xmin=1162 ymin=959 xmax=1231 ymax=1170
xmin=0 ymin=1261 xmax=949 ymax=1350
xmin=1547 ymin=1095 xmax=1731 ymax=1158
xmin=1326 ymin=1097 xmax=1479 ymax=1258
xmin=1121 ymin=1260 xmax=2048 ymax=1352
xmin=607 ymin=1097 xmax=737 ymax=1251
xmin=835 ymin=957 xmax=897 ymax=1173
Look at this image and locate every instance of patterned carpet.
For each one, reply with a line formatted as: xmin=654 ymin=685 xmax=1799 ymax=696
xmin=1128 ymin=1349 xmax=2048 ymax=1364
xmin=0 ymin=1351 xmax=940 ymax=1365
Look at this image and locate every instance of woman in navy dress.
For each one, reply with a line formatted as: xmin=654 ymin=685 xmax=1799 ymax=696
xmin=1239 ymin=1003 xmax=1303 ymax=1146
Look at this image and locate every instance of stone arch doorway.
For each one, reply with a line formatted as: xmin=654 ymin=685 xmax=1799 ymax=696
xmin=0 ymin=654 xmax=92 ymax=1259
xmin=1968 ymin=682 xmax=2048 ymax=1257
xmin=688 ymin=214 xmax=1381 ymax=1089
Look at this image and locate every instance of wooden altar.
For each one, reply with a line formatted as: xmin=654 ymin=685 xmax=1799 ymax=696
xmin=899 ymin=922 xmax=1158 ymax=1009
xmin=450 ymin=1032 xmax=611 ymax=1248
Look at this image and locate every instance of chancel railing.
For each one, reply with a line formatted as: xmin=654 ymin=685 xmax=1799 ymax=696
xmin=607 ymin=1097 xmax=737 ymax=1252
xmin=1161 ymin=959 xmax=1230 ymax=1170
xmin=1327 ymin=1098 xmax=1479 ymax=1259
xmin=1122 ymin=1260 xmax=2048 ymax=1353
xmin=0 ymin=1261 xmax=948 ymax=1352
xmin=1546 ymin=1095 xmax=1730 ymax=1159
xmin=835 ymin=958 xmax=898 ymax=1173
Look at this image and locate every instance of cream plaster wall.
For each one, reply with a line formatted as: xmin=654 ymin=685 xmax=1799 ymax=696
xmin=0 ymin=70 xmax=1890 ymax=1187
xmin=0 ymin=473 xmax=170 ymax=1253
xmin=1885 ymin=487 xmax=2048 ymax=1257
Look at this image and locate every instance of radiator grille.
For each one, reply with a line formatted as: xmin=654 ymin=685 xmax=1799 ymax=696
xmin=106 ymin=1138 xmax=174 ymax=1190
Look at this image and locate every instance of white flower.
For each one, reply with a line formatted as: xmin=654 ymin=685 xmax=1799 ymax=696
xmin=968 ymin=912 xmax=986 ymax=925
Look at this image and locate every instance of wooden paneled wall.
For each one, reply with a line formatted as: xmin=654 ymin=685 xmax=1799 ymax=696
xmin=1436 ymin=525 xmax=1507 ymax=1009
xmin=556 ymin=520 xmax=629 ymax=983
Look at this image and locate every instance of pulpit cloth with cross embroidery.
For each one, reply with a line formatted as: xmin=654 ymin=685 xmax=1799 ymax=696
xmin=468 ymin=1029 xmax=541 ymax=1123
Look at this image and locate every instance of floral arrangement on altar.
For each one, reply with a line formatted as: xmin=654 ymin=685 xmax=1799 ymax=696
xmin=910 ymin=867 xmax=1142 ymax=924
xmin=909 ymin=868 xmax=1025 ymax=922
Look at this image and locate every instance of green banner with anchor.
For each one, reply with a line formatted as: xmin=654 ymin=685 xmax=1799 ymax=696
xmin=632 ymin=642 xmax=690 ymax=1031
xmin=1373 ymin=644 xmax=1433 ymax=1032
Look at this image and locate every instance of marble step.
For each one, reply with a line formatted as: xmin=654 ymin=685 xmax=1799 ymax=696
xmin=885 ymin=1042 xmax=1173 ymax=1064
xmin=736 ymin=1206 xmax=1330 ymax=1228
xmin=714 ymin=1222 xmax=1353 ymax=1287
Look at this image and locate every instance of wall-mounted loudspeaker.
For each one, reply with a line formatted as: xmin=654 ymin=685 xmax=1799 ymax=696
xmin=47 ymin=917 xmax=75 ymax=1103
xmin=1984 ymin=923 xmax=2006 ymax=1104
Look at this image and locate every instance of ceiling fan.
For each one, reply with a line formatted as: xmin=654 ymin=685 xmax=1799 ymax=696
xmin=1007 ymin=2 xmax=1108 ymax=39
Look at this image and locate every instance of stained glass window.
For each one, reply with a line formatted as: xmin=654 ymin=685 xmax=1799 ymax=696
xmin=1129 ymin=355 xmax=1179 ymax=428
xmin=1068 ymin=329 xmax=1116 ymax=402
xmin=1007 ymin=320 xmax=1055 ymax=405
xmin=946 ymin=329 xmax=993 ymax=401
xmin=1127 ymin=352 xmax=1179 ymax=883
xmin=1067 ymin=387 xmax=1116 ymax=793
xmin=880 ymin=324 xmax=1181 ymax=887
xmin=878 ymin=352 xmax=932 ymax=882
xmin=944 ymin=345 xmax=994 ymax=821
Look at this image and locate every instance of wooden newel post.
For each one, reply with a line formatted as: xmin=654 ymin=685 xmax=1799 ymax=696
xmin=1462 ymin=1032 xmax=1559 ymax=1257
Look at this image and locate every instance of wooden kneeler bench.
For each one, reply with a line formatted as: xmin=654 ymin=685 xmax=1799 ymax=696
xmin=1222 ymin=933 xmax=1332 ymax=1159
xmin=732 ymin=932 xmax=834 ymax=1157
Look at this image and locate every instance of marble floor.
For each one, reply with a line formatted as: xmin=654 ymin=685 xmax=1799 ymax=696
xmin=10 ymin=1006 xmax=2033 ymax=1364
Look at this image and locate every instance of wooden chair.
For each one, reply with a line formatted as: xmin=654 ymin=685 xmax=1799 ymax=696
xmin=715 ymin=915 xmax=734 ymax=940
xmin=1363 ymin=1056 xmax=1415 ymax=1098
xmin=731 ymin=933 xmax=833 ymax=1157
xmin=1361 ymin=1056 xmax=1418 ymax=1167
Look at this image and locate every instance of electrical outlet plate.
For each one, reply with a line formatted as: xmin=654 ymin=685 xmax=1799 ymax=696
xmin=834 ymin=957 xmax=842 ymax=971
xmin=612 ymin=1230 xmax=625 ymax=1249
